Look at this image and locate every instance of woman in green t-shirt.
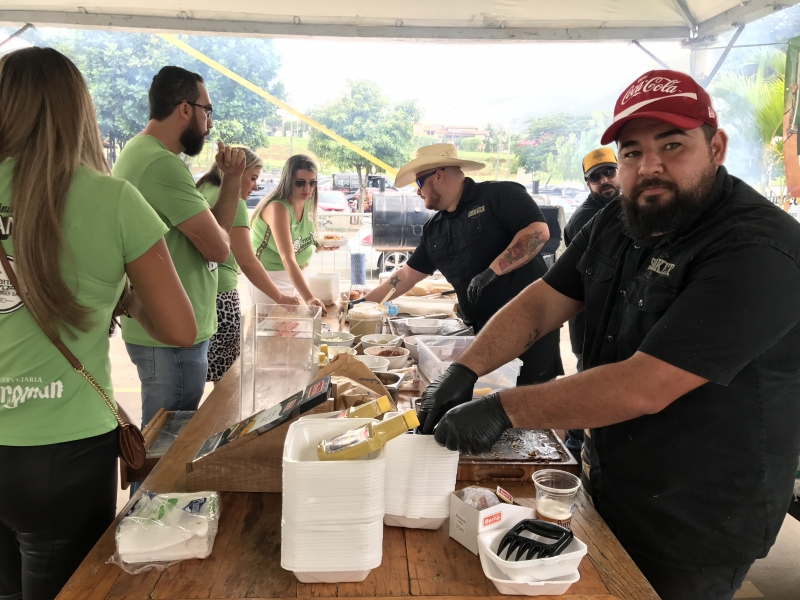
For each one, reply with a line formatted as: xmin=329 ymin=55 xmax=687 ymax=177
xmin=195 ymin=148 xmax=298 ymax=383
xmin=0 ymin=48 xmax=196 ymax=599
xmin=249 ymin=154 xmax=327 ymax=315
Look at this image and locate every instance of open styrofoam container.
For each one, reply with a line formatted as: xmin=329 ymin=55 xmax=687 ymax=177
xmin=480 ymin=548 xmax=580 ymax=596
xmin=283 ymin=418 xmax=384 ymax=463
xmin=384 ymin=514 xmax=447 ymax=529
xmin=477 ymin=529 xmax=587 ymax=582
xmin=415 ymin=336 xmax=522 ymax=391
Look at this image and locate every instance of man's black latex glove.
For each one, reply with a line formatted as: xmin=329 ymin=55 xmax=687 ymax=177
xmin=417 ymin=363 xmax=478 ymax=434
xmin=434 ymin=393 xmax=512 ymax=455
xmin=467 ymin=268 xmax=499 ymax=303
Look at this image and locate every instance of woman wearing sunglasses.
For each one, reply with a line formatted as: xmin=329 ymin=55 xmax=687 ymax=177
xmin=249 ymin=154 xmax=326 ymax=314
xmin=195 ymin=147 xmax=300 ymax=383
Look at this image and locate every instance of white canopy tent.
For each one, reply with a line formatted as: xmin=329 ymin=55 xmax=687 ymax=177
xmin=1 ymin=1 xmax=798 ymax=43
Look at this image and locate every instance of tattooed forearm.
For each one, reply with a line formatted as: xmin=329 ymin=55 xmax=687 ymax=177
xmin=496 ymin=231 xmax=546 ymax=273
xmin=389 ymin=274 xmax=401 ymax=287
xmin=524 ymin=328 xmax=541 ymax=350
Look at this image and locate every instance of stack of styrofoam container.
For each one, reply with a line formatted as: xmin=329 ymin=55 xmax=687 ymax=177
xmin=416 ymin=336 xmax=522 ymax=392
xmin=383 ymin=423 xmax=460 ymax=530
xmin=281 ymin=418 xmax=385 ymax=583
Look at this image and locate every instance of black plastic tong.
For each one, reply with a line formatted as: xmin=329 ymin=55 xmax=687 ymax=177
xmin=496 ymin=519 xmax=574 ymax=561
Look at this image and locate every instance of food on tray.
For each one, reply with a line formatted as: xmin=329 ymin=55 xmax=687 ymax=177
xmin=404 ymin=280 xmax=456 ymax=297
xmin=323 ymin=234 xmax=344 ymax=240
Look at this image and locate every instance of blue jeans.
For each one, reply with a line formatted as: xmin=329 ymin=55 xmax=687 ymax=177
xmin=125 ymin=341 xmax=210 ymax=428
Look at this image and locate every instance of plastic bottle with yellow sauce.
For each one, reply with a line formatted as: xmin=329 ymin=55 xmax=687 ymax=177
xmin=330 ymin=395 xmax=393 ymax=419
xmin=317 ymin=410 xmax=420 ymax=461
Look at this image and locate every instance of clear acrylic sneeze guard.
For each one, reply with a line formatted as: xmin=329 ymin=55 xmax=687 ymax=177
xmin=240 ymin=303 xmax=322 ymax=420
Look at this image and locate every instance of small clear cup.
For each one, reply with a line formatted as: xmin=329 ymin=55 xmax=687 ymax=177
xmin=532 ymin=469 xmax=581 ymax=530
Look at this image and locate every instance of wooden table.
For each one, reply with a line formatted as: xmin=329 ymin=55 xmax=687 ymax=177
xmin=58 ymin=345 xmax=659 ymax=599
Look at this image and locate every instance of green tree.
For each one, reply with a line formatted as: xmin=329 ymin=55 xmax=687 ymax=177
xmin=460 ymin=136 xmax=483 ymax=152
xmin=308 ymin=81 xmax=421 ymax=210
xmin=710 ymin=48 xmax=785 ymax=191
xmin=25 ymin=29 xmax=283 ymax=161
xmin=514 ymin=112 xmax=610 ymax=182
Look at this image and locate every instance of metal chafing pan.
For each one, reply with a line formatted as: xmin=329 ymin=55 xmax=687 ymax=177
xmin=373 ymin=371 xmax=405 ymax=403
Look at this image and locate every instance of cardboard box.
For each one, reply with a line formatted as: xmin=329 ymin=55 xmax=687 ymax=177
xmin=449 ymin=491 xmax=536 ymax=555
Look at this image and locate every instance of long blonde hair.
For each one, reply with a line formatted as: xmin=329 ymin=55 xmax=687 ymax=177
xmin=0 ymin=47 xmax=109 ymax=340
xmin=195 ymin=147 xmax=263 ymax=192
xmin=250 ymin=154 xmax=319 ymax=227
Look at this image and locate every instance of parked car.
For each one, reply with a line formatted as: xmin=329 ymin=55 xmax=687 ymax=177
xmin=245 ymin=180 xmax=277 ymax=209
xmin=318 ymin=190 xmax=350 ymax=212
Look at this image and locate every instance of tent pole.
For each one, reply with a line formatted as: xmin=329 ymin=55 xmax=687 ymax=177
xmin=631 ymin=40 xmax=672 ymax=69
xmin=699 ymin=25 xmax=745 ymax=87
xmin=0 ymin=23 xmax=33 ymax=49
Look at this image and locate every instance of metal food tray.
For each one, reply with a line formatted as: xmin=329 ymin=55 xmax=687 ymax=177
xmin=373 ymin=371 xmax=405 ymax=403
xmin=388 ymin=315 xmax=469 ymax=337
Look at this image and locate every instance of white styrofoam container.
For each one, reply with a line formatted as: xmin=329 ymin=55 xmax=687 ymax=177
xmin=384 ymin=514 xmax=447 ymax=530
xmin=480 ymin=547 xmax=580 ymax=596
xmin=416 ymin=336 xmax=522 ymax=391
xmin=477 ymin=529 xmax=588 ymax=582
xmin=293 ymin=569 xmax=373 ymax=584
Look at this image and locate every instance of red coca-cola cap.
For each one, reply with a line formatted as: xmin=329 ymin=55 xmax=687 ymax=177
xmin=601 ymin=70 xmax=717 ymax=145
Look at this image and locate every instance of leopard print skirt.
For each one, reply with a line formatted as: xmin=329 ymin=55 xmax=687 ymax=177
xmin=206 ymin=290 xmax=242 ymax=382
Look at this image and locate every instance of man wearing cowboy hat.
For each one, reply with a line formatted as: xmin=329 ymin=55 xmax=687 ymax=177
xmin=365 ymin=143 xmax=564 ymax=385
xmin=412 ymin=70 xmax=800 ymax=600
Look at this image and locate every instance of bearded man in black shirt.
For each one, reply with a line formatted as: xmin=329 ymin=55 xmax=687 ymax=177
xmin=417 ymin=71 xmax=800 ymax=600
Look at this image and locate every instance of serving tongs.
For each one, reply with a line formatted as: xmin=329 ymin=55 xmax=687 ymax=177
xmin=496 ymin=519 xmax=573 ymax=561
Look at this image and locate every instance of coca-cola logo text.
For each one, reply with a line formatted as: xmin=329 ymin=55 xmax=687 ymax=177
xmin=621 ymin=77 xmax=682 ymax=105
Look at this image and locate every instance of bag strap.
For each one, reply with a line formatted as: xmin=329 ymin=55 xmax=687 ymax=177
xmin=0 ymin=242 xmax=129 ymax=429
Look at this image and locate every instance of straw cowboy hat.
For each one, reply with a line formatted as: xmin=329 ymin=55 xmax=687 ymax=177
xmin=394 ymin=143 xmax=485 ymax=188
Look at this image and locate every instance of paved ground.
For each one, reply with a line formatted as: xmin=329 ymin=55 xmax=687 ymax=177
xmin=109 ymin=289 xmax=800 ymax=599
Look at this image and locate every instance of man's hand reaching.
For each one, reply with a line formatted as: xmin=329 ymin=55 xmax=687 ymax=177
xmin=417 ymin=363 xmax=478 ymax=434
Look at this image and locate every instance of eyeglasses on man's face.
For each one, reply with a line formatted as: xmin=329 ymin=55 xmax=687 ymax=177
xmin=186 ymin=102 xmax=213 ymax=118
xmin=416 ymin=168 xmax=444 ymax=189
xmin=586 ymin=167 xmax=618 ymax=184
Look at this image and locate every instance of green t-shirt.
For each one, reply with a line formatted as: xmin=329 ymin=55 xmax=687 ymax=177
xmin=251 ymin=199 xmax=315 ymax=272
xmin=0 ymin=159 xmax=168 ymax=446
xmin=198 ymin=183 xmax=249 ymax=293
xmin=113 ymin=135 xmax=217 ymax=346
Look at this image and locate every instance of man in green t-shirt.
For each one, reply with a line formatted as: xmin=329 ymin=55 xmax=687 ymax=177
xmin=113 ymin=66 xmax=245 ymax=428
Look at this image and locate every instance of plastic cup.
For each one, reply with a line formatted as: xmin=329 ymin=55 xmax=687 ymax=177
xmin=532 ymin=469 xmax=581 ymax=530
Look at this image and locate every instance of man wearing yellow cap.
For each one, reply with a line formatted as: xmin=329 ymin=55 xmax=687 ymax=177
xmin=562 ymin=148 xmax=620 ymax=463
xmin=365 ymin=143 xmax=563 ymax=385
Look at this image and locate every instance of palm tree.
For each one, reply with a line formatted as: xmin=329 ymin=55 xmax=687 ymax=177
xmin=710 ymin=48 xmax=786 ymax=194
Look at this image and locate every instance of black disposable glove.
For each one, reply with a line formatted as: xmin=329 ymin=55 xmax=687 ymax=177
xmin=417 ymin=362 xmax=478 ymax=435
xmin=434 ymin=393 xmax=512 ymax=455
xmin=467 ymin=268 xmax=499 ymax=303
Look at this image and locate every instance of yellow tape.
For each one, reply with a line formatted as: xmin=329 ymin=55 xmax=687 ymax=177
xmin=158 ymin=34 xmax=397 ymax=176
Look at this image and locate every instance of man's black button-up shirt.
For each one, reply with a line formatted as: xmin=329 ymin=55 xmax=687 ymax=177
xmin=407 ymin=178 xmax=548 ymax=327
xmin=543 ymin=166 xmax=800 ymax=568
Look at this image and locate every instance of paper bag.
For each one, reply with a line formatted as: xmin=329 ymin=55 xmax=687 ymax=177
xmin=314 ymin=354 xmax=391 ymax=398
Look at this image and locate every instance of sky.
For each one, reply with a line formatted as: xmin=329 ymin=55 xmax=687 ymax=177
xmin=273 ymin=37 xmax=692 ymax=130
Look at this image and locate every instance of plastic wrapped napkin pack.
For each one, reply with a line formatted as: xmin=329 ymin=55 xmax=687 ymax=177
xmin=109 ymin=491 xmax=221 ymax=574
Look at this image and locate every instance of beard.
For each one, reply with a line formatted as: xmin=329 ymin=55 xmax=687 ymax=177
xmin=180 ymin=117 xmax=207 ymax=157
xmin=594 ymin=183 xmax=620 ymax=201
xmin=620 ymin=162 xmax=717 ymax=240
xmin=422 ymin=186 xmax=445 ymax=211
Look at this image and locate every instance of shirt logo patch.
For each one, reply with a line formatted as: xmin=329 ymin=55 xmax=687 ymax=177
xmin=0 ymin=254 xmax=23 ymax=314
xmin=647 ymin=258 xmax=675 ymax=277
xmin=468 ymin=206 xmax=486 ymax=218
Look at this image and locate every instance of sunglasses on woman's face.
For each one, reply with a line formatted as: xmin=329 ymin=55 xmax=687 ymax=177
xmin=294 ymin=179 xmax=317 ymax=189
